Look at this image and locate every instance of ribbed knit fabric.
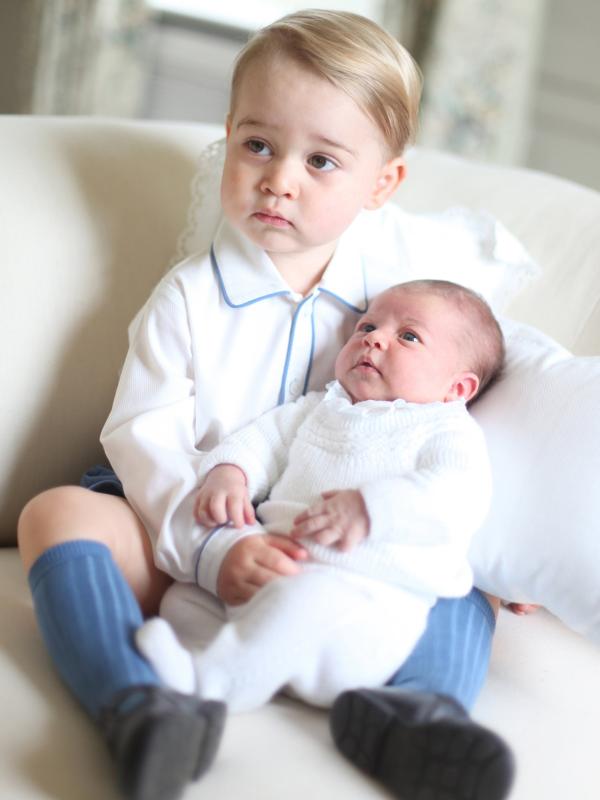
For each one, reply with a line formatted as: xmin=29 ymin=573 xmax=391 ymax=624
xmin=388 ymin=588 xmax=496 ymax=711
xmin=142 ymin=566 xmax=431 ymax=713
xmin=197 ymin=381 xmax=492 ymax=599
xmin=28 ymin=540 xmax=160 ymax=719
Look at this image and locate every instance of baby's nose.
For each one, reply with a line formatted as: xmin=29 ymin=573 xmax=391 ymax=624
xmin=365 ymin=331 xmax=386 ymax=349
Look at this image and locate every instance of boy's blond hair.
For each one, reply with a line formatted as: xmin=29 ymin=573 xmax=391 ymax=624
xmin=230 ymin=10 xmax=422 ymax=157
xmin=392 ymin=280 xmax=505 ymax=399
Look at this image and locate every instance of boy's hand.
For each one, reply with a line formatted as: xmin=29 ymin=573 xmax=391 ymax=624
xmin=194 ymin=464 xmax=256 ymax=529
xmin=290 ymin=489 xmax=369 ymax=552
xmin=217 ymin=534 xmax=308 ymax=605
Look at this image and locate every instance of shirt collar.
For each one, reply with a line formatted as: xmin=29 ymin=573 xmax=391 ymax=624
xmin=317 ymin=215 xmax=368 ymax=312
xmin=211 ymin=220 xmax=291 ymax=307
xmin=325 ymin=380 xmax=464 ymax=415
xmin=211 ymin=216 xmax=369 ymax=310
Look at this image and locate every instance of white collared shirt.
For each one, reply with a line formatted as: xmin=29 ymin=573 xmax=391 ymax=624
xmin=100 ymin=207 xmax=488 ymax=583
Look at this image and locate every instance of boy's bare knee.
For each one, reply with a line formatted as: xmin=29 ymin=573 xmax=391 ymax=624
xmin=17 ymin=487 xmax=164 ymax=612
xmin=19 ymin=486 xmax=86 ymax=535
xmin=17 ymin=485 xmax=111 ymax=570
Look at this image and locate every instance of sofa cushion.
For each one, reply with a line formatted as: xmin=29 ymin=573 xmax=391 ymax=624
xmin=0 ymin=117 xmax=222 ymax=542
xmin=470 ymin=319 xmax=600 ymax=642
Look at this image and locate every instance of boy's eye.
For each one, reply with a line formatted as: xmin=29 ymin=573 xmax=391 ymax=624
xmin=308 ymin=154 xmax=336 ymax=172
xmin=246 ymin=139 xmax=272 ymax=156
xmin=359 ymin=323 xmax=376 ymax=333
xmin=400 ymin=331 xmax=420 ymax=343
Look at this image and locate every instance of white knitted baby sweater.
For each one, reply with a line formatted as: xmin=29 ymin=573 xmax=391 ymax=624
xmin=198 ymin=382 xmax=492 ymax=600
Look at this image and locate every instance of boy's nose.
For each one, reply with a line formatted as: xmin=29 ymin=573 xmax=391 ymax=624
xmin=260 ymin=160 xmax=299 ymax=199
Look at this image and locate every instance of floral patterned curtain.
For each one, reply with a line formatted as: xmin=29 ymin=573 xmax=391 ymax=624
xmin=8 ymin=0 xmax=149 ymax=116
xmin=402 ymin=0 xmax=548 ymax=165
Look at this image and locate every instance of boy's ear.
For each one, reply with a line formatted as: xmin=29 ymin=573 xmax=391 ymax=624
xmin=225 ymin=113 xmax=232 ymax=138
xmin=445 ymin=372 xmax=480 ymax=404
xmin=364 ymin=157 xmax=406 ymax=210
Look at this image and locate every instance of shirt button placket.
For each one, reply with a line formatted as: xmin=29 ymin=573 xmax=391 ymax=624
xmin=286 ymin=293 xmax=315 ymax=402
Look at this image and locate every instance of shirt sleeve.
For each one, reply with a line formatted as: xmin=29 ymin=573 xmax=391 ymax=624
xmin=358 ymin=417 xmax=492 ymax=597
xmin=192 ymin=393 xmax=320 ymax=594
xmin=101 ymin=279 xmax=213 ymax=582
xmin=101 ymin=282 xmax=320 ymax=586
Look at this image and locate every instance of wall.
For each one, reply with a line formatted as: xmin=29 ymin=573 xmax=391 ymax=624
xmin=526 ymin=0 xmax=600 ymax=190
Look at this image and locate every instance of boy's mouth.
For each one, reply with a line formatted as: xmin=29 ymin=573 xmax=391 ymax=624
xmin=253 ymin=210 xmax=292 ymax=228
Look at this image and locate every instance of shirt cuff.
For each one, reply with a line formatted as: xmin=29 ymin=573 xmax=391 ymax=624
xmin=194 ymin=523 xmax=261 ymax=596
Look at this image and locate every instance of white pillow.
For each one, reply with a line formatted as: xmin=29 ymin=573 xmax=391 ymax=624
xmin=470 ymin=318 xmax=600 ymax=644
xmin=174 ymin=139 xmax=539 ymax=312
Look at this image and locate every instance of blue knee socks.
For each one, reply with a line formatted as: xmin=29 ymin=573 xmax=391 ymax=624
xmin=28 ymin=540 xmax=161 ymax=719
xmin=387 ymin=588 xmax=496 ymax=711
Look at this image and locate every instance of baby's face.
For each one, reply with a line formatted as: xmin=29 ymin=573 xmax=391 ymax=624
xmin=221 ymin=54 xmax=400 ymax=275
xmin=335 ymin=288 xmax=479 ymax=404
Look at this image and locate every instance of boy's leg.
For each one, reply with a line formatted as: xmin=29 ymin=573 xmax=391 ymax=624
xmin=18 ymin=485 xmax=224 ymax=800
xmin=387 ymin=587 xmax=497 ymax=710
xmin=330 ymin=589 xmax=515 ymax=800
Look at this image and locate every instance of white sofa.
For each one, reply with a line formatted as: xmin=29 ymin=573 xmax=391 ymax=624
xmin=1 ymin=116 xmax=599 ymax=800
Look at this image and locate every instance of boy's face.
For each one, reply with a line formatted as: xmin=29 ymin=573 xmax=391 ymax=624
xmin=221 ymin=55 xmax=404 ymax=275
xmin=335 ymin=288 xmax=480 ymax=404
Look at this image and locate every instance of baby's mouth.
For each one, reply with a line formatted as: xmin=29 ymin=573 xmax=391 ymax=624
xmin=356 ymin=358 xmax=380 ymax=374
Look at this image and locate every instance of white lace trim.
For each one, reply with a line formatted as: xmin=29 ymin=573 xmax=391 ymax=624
xmin=322 ymin=380 xmax=453 ymax=418
xmin=172 ymin=137 xmax=226 ymax=268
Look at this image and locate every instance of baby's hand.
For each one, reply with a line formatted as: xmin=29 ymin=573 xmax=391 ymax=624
xmin=290 ymin=489 xmax=369 ymax=552
xmin=194 ymin=464 xmax=256 ymax=529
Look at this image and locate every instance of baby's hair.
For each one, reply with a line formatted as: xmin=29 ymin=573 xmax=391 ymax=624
xmin=229 ymin=10 xmax=422 ymax=156
xmin=392 ymin=279 xmax=505 ymax=399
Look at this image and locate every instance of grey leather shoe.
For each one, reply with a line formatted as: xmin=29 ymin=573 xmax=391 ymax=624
xmin=330 ymin=688 xmax=515 ymax=800
xmin=100 ymin=685 xmax=226 ymax=800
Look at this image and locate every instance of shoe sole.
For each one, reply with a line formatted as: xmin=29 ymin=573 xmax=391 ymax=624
xmin=330 ymin=690 xmax=515 ymax=800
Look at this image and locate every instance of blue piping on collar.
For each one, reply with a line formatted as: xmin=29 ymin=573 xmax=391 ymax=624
xmin=211 ymin=246 xmax=370 ymax=312
xmin=318 ymin=255 xmax=369 ymax=313
xmin=211 ymin=245 xmax=289 ymax=308
xmin=319 ymin=264 xmax=369 ymax=314
xmin=317 ymin=288 xmax=368 ymax=314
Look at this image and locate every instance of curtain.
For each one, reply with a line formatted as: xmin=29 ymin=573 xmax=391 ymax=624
xmin=0 ymin=0 xmax=149 ymax=116
xmin=415 ymin=0 xmax=548 ymax=164
xmin=382 ymin=0 xmax=441 ymax=65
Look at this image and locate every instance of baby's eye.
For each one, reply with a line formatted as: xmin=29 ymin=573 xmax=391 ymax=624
xmin=308 ymin=154 xmax=336 ymax=172
xmin=358 ymin=323 xmax=376 ymax=333
xmin=400 ymin=331 xmax=420 ymax=343
xmin=246 ymin=139 xmax=272 ymax=156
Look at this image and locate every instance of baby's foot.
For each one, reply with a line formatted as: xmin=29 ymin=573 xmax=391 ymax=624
xmin=503 ymin=602 xmax=541 ymax=616
xmin=137 ymin=618 xmax=196 ymax=694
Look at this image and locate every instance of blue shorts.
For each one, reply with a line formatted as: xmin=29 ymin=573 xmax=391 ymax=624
xmin=80 ymin=465 xmax=125 ymax=498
